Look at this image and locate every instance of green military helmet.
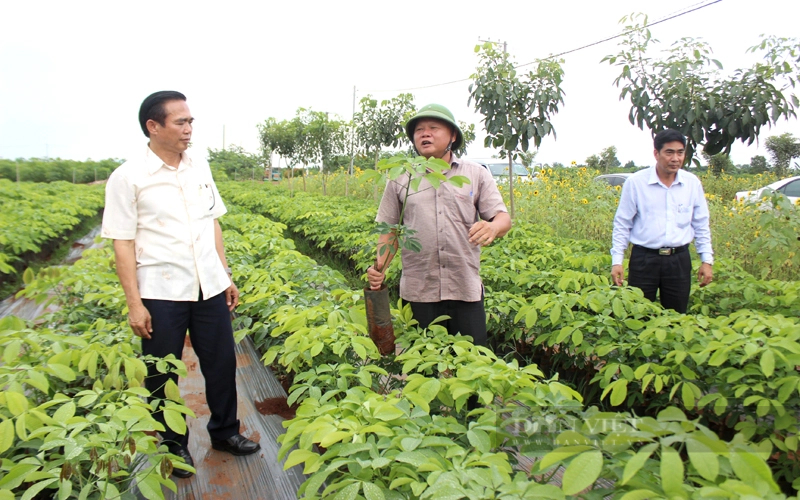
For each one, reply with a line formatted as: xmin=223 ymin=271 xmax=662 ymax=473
xmin=405 ymin=103 xmax=464 ymax=152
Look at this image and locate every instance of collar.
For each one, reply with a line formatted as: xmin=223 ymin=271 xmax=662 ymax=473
xmin=449 ymin=154 xmax=461 ymax=170
xmin=647 ymin=165 xmax=684 ymax=186
xmin=145 ymin=146 xmax=191 ymax=175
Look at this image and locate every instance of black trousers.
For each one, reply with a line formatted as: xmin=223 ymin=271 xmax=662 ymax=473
xmin=627 ymin=245 xmax=692 ymax=313
xmin=141 ymin=292 xmax=239 ymax=451
xmin=405 ymin=299 xmax=488 ymax=347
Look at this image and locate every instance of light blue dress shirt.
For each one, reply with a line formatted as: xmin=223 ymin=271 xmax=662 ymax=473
xmin=611 ymin=166 xmax=713 ymax=266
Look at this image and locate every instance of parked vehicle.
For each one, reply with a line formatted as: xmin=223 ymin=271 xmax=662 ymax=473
xmin=470 ymin=158 xmax=537 ymax=183
xmin=594 ymin=173 xmax=633 ymax=187
xmin=735 ymin=176 xmax=800 ymax=204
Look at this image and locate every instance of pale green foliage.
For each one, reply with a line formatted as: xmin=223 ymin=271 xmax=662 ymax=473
xmin=702 ymin=151 xmax=734 ymax=177
xmin=353 ymin=93 xmax=415 ymax=167
xmin=765 ymin=132 xmax=800 ymax=178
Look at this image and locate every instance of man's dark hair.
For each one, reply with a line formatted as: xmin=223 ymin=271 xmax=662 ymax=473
xmin=138 ymin=91 xmax=187 ymax=138
xmin=654 ymin=129 xmax=686 ymax=151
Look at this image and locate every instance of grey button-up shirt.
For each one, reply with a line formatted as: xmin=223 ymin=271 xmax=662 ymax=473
xmin=376 ymin=156 xmax=508 ymax=302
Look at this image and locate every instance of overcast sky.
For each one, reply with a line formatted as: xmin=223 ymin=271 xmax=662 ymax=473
xmin=1 ymin=0 xmax=798 ymax=169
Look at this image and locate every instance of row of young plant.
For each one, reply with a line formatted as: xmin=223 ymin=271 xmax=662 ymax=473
xmin=220 ymin=183 xmax=797 ymax=497
xmin=0 ymin=247 xmax=194 ymax=499
xmin=0 ymin=204 xmax=327 ymax=499
xmin=0 ymin=180 xmax=105 ymax=277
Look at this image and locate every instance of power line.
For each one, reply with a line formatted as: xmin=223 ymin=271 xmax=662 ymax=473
xmin=517 ymin=0 xmax=723 ymax=67
xmin=361 ymin=0 xmax=723 ymax=94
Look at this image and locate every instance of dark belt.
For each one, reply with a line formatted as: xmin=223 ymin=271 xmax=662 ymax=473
xmin=633 ymin=244 xmax=689 ymax=256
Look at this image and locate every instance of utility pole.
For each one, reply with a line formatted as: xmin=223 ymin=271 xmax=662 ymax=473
xmin=222 ymin=125 xmax=226 ymax=151
xmin=346 ymin=85 xmax=356 ymax=197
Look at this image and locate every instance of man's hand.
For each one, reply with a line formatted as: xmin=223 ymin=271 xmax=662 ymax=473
xmin=697 ymin=262 xmax=713 ymax=287
xmin=128 ymin=302 xmax=153 ymax=339
xmin=225 ymin=282 xmax=240 ymax=311
xmin=611 ymin=264 xmax=625 ymax=286
xmin=468 ymin=220 xmax=499 ymax=247
xmin=367 ymin=266 xmax=385 ymax=290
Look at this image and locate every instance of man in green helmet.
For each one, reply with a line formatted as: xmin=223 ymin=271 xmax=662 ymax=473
xmin=367 ymin=104 xmax=512 ymax=350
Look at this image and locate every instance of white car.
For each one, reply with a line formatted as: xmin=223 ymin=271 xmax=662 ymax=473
xmin=734 ymin=176 xmax=800 ymax=204
xmin=594 ymin=173 xmax=633 ymax=187
xmin=470 ymin=158 xmax=537 ymax=183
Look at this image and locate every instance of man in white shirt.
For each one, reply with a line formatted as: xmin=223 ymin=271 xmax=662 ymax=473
xmin=611 ymin=129 xmax=714 ymax=313
xmin=102 ymin=91 xmax=259 ymax=479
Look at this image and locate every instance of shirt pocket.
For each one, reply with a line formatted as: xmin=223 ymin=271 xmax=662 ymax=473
xmin=450 ymin=191 xmax=477 ymax=227
xmin=676 ymin=205 xmax=692 ymax=228
xmin=189 ymin=182 xmax=216 ymax=219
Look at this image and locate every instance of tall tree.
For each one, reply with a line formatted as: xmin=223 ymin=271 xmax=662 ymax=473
xmin=750 ymin=155 xmax=769 ymax=174
xmin=585 ymin=155 xmax=601 ymax=170
xmin=353 ymin=93 xmax=415 ymax=168
xmin=258 ymin=116 xmax=302 ymax=193
xmin=599 ymin=146 xmax=621 ymax=172
xmin=702 ymin=151 xmax=734 ymax=177
xmin=207 ymin=145 xmax=259 ymax=181
xmin=603 ymin=15 xmax=800 ymax=164
xmin=454 ymin=121 xmax=476 ymax=157
xmin=765 ymin=133 xmax=800 ymax=178
xmin=469 ymin=42 xmax=565 ymax=217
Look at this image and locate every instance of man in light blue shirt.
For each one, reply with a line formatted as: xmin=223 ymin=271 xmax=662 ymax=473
xmin=611 ymin=129 xmax=714 ymax=313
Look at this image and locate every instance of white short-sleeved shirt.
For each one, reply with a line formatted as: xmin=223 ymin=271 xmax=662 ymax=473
xmin=102 ymin=146 xmax=229 ymax=301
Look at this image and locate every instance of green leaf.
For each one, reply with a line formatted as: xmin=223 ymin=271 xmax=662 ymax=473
xmin=373 ymin=404 xmax=405 ymax=421
xmin=3 ymin=340 xmax=22 ymax=364
xmin=21 ymin=478 xmax=58 ymax=500
xmin=610 ymin=380 xmax=628 ymax=406
xmin=5 ymin=391 xmax=29 ymax=416
xmin=0 ymin=419 xmax=14 ymax=454
xmin=136 ymin=473 xmax=162 ymax=500
xmin=418 ymin=378 xmax=441 ymax=403
xmin=48 ymin=363 xmax=76 ymax=382
xmin=362 ymin=482 xmax=385 ymax=500
xmin=0 ymin=463 xmax=38 ymax=489
xmin=332 ymin=483 xmax=360 ymax=500
xmin=660 ymin=445 xmax=684 ymax=497
xmin=760 ymin=349 xmax=775 ymax=377
xmin=538 ymin=445 xmax=593 ymax=471
xmin=729 ymin=447 xmax=780 ymax=491
xmin=622 ymin=443 xmax=658 ymax=485
xmin=562 ymin=450 xmax=602 ymax=495
xmin=687 ymin=437 xmax=718 ymax=481
xmin=550 ymin=304 xmax=561 ymax=325
xmin=163 ymin=407 xmax=186 ymax=435
xmin=164 ymin=379 xmax=182 ymax=401
xmin=284 ymin=449 xmax=318 ymax=469
xmin=22 ymin=267 xmax=35 ymax=285
xmin=53 ymin=402 xmax=76 ymax=423
xmin=467 ymin=429 xmax=491 ymax=453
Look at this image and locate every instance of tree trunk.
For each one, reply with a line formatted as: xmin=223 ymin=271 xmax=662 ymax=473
xmin=507 ymin=154 xmax=515 ymax=219
xmin=373 ymin=149 xmax=380 ymax=202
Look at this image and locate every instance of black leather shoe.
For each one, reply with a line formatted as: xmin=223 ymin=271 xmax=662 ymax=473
xmin=171 ymin=447 xmax=195 ymax=478
xmin=210 ymin=434 xmax=261 ymax=456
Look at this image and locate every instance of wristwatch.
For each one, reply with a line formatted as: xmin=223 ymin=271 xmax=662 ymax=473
xmin=225 ymin=267 xmax=233 ymax=276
